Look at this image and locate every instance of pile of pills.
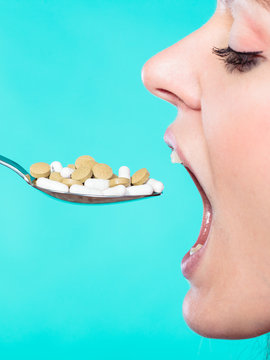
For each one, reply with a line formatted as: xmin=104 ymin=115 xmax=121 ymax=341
xmin=30 ymin=155 xmax=164 ymax=197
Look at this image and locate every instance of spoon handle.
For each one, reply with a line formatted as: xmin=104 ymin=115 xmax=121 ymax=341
xmin=0 ymin=155 xmax=34 ymax=184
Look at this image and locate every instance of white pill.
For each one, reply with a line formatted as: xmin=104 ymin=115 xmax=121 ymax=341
xmin=60 ymin=167 xmax=74 ymax=178
xmin=84 ymin=178 xmax=109 ymax=191
xmin=126 ymin=184 xmax=153 ymax=196
xmin=147 ymin=178 xmax=164 ymax=194
xmin=70 ymin=185 xmax=103 ymax=196
xmin=118 ymin=166 xmax=130 ymax=179
xmin=103 ymin=185 xmax=126 ymax=196
xmin=36 ymin=177 xmax=68 ymax=193
xmin=50 ymin=161 xmax=63 ymax=173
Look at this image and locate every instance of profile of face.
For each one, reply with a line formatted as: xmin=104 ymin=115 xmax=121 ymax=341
xmin=142 ymin=0 xmax=270 ymax=340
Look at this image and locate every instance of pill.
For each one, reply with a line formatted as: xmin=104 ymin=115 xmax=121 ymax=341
xmin=147 ymin=178 xmax=164 ymax=194
xmin=30 ymin=157 xmax=162 ymax=199
xmin=36 ymin=177 xmax=68 ymax=192
xmin=131 ymin=168 xmax=150 ymax=185
xmin=49 ymin=172 xmax=63 ymax=182
xmin=103 ymin=185 xmax=126 ymax=196
xmin=30 ymin=162 xmax=51 ymax=178
xmin=70 ymin=185 xmax=103 ymax=195
xmin=62 ymin=178 xmax=83 ymax=187
xmin=50 ymin=161 xmax=63 ymax=173
xmin=72 ymin=167 xmax=92 ymax=183
xmin=60 ymin=167 xmax=74 ymax=178
xmin=75 ymin=155 xmax=96 ymax=170
xmin=109 ymin=177 xmax=130 ymax=188
xmin=70 ymin=185 xmax=88 ymax=194
xmin=126 ymin=184 xmax=153 ymax=196
xmin=85 ymin=178 xmax=109 ymax=191
xmin=92 ymin=163 xmax=113 ymax=180
xmin=118 ymin=166 xmax=130 ymax=179
xmin=84 ymin=188 xmax=103 ymax=195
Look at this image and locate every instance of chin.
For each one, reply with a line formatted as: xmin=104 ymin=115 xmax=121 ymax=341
xmin=182 ymin=288 xmax=270 ymax=340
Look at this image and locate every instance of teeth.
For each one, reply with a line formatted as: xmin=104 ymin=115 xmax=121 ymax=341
xmin=190 ymin=244 xmax=203 ymax=256
xmin=171 ymin=149 xmax=183 ymax=164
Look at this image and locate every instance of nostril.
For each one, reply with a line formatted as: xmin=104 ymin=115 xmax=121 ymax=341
xmin=156 ymin=88 xmax=181 ymax=107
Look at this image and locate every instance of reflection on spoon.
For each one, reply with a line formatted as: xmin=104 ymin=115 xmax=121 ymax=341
xmin=0 ymin=155 xmax=161 ymax=204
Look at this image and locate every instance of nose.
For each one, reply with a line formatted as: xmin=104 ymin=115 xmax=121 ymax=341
xmin=141 ymin=32 xmax=203 ymax=111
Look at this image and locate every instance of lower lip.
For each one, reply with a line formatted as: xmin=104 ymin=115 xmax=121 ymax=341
xmin=181 ymin=168 xmax=213 ymax=280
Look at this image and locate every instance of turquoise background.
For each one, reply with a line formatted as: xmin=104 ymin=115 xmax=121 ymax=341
xmin=0 ymin=0 xmax=268 ymax=359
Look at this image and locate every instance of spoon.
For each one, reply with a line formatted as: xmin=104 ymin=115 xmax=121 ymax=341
xmin=0 ymin=155 xmax=161 ymax=204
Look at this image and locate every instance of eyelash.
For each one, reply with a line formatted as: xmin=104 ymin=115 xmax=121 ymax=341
xmin=212 ymin=46 xmax=263 ymax=73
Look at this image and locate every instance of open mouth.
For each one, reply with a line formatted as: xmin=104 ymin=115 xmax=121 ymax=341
xmin=183 ymin=167 xmax=212 ymax=250
xmin=165 ymin=130 xmax=213 ymax=280
xmin=185 ymin=166 xmax=212 ymax=250
xmin=180 ymin=166 xmax=213 ymax=279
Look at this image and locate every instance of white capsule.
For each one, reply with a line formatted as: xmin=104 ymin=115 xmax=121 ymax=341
xmin=84 ymin=178 xmax=109 ymax=191
xmin=103 ymin=185 xmax=126 ymax=196
xmin=147 ymin=178 xmax=164 ymax=194
xmin=50 ymin=161 xmax=63 ymax=173
xmin=70 ymin=185 xmax=90 ymax=195
xmin=70 ymin=185 xmax=103 ymax=195
xmin=60 ymin=167 xmax=74 ymax=179
xmin=83 ymin=188 xmax=103 ymax=195
xmin=126 ymin=184 xmax=153 ymax=196
xmin=171 ymin=149 xmax=183 ymax=164
xmin=36 ymin=177 xmax=68 ymax=193
xmin=118 ymin=166 xmax=130 ymax=179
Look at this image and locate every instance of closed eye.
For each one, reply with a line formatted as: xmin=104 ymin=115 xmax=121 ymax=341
xmin=212 ymin=46 xmax=264 ymax=73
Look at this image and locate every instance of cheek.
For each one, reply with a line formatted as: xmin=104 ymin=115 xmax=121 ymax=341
xmin=204 ymin=73 xmax=270 ymax=215
xmin=183 ymin=71 xmax=270 ymax=339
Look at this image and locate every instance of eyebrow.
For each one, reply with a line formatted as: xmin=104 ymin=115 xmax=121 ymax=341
xmin=224 ymin=0 xmax=270 ymax=11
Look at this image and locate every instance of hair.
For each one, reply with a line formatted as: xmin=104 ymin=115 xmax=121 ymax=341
xmin=221 ymin=0 xmax=270 ymax=11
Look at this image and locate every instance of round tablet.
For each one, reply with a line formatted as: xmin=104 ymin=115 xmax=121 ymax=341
xmin=62 ymin=178 xmax=83 ymax=187
xmin=131 ymin=168 xmax=150 ymax=185
xmin=75 ymin=155 xmax=96 ymax=170
xmin=49 ymin=172 xmax=63 ymax=182
xmin=30 ymin=162 xmax=51 ymax=179
xmin=109 ymin=177 xmax=130 ymax=188
xmin=72 ymin=167 xmax=92 ymax=183
xmin=92 ymin=163 xmax=113 ymax=180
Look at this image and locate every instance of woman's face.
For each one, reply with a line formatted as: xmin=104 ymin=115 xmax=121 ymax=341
xmin=142 ymin=0 xmax=270 ymax=339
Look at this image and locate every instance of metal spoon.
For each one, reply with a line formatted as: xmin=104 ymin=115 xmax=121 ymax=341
xmin=0 ymin=155 xmax=161 ymax=204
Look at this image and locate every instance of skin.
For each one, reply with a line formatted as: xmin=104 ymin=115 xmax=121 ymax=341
xmin=142 ymin=0 xmax=270 ymax=339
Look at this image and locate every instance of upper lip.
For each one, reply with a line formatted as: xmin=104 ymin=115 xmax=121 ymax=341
xmin=164 ymin=127 xmax=211 ymax=203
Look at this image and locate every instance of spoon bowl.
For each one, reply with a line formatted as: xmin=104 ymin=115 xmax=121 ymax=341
xmin=0 ymin=155 xmax=161 ymax=204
